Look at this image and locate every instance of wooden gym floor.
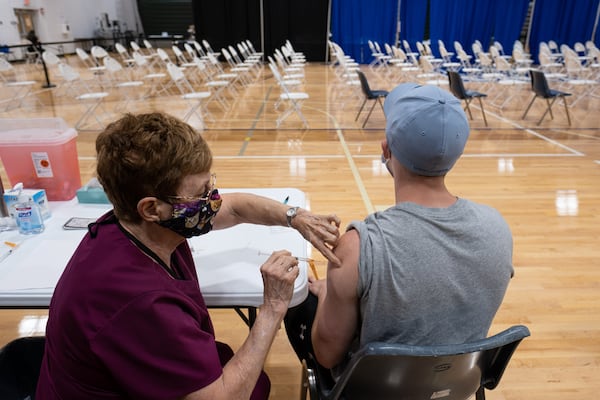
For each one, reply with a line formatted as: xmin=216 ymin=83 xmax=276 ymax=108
xmin=0 ymin=54 xmax=599 ymax=399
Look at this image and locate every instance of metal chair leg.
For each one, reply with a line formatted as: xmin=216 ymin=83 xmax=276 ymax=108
xmin=562 ymin=95 xmax=571 ymax=126
xmin=477 ymin=97 xmax=488 ymax=126
xmin=355 ymin=98 xmax=367 ymax=121
xmin=521 ymin=95 xmax=537 ymax=119
xmin=464 ymin=98 xmax=474 ymax=120
xmin=546 ymin=98 xmax=555 ymax=120
xmin=537 ymin=98 xmax=557 ymax=125
xmin=362 ymin=99 xmax=378 ymax=128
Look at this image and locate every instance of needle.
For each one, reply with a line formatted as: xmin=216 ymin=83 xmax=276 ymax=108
xmin=257 ymin=251 xmax=319 ymax=279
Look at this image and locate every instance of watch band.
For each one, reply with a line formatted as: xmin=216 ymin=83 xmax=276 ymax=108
xmin=286 ymin=206 xmax=299 ymax=227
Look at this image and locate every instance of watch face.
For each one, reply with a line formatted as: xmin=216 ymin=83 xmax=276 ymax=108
xmin=287 ymin=207 xmax=296 ymax=217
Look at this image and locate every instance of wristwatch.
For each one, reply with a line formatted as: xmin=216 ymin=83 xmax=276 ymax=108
xmin=286 ymin=206 xmax=300 ymax=227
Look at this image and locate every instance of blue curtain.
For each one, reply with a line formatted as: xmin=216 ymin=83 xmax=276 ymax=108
xmin=330 ymin=0 xmax=397 ymax=63
xmin=529 ymin=0 xmax=600 ymax=62
xmin=429 ymin=0 xmax=497 ymax=58
xmin=399 ymin=0 xmax=427 ymax=48
xmin=492 ymin=0 xmax=530 ymax=51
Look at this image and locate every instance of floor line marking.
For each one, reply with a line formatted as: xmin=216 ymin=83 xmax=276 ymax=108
xmin=310 ymin=108 xmax=375 ymax=214
xmin=482 ymin=108 xmax=585 ymax=156
xmin=78 ymin=152 xmax=584 ymax=162
xmin=238 ymin=86 xmax=272 ymax=156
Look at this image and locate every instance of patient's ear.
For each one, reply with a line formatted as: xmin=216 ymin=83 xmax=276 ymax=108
xmin=381 ymin=140 xmax=392 ymax=160
xmin=137 ymin=197 xmax=162 ymax=222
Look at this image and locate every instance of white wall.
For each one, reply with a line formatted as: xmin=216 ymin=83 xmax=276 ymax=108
xmin=0 ymin=0 xmax=141 ymax=57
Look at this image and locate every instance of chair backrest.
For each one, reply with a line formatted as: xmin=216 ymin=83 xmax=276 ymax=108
xmin=192 ymin=40 xmax=207 ymax=57
xmin=75 ymin=47 xmax=90 ymax=62
xmin=448 ymin=71 xmax=468 ymax=100
xmin=115 ymin=43 xmax=126 ymax=55
xmin=202 ymin=39 xmax=213 ymax=53
xmin=58 ymin=62 xmax=81 ymax=82
xmin=0 ymin=57 xmax=13 ymax=73
xmin=130 ymin=41 xmax=142 ymax=52
xmin=313 ymin=325 xmax=530 ymax=400
xmin=184 ymin=43 xmax=197 ymax=59
xmin=494 ymin=56 xmax=512 ymax=73
xmin=355 ymin=70 xmax=373 ymax=99
xmin=42 ymin=50 xmax=60 ymax=66
xmin=420 ymin=56 xmax=435 ymax=73
xmin=574 ymin=42 xmax=586 ymax=55
xmin=132 ymin=51 xmax=147 ymax=67
xmin=166 ymin=61 xmax=185 ymax=83
xmin=156 ymin=48 xmax=170 ymax=63
xmin=0 ymin=336 xmax=46 ymax=400
xmin=91 ymin=46 xmax=108 ymax=60
xmin=172 ymin=45 xmax=186 ymax=62
xmin=103 ymin=56 xmax=123 ymax=73
xmin=268 ymin=62 xmax=292 ymax=96
xmin=530 ymin=69 xmax=551 ymax=97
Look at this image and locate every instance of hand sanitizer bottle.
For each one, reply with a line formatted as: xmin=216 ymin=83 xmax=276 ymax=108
xmin=15 ymin=193 xmax=45 ymax=235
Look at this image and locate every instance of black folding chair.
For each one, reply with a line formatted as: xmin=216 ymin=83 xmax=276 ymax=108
xmin=522 ymin=69 xmax=572 ymax=126
xmin=302 ymin=325 xmax=530 ymax=400
xmin=447 ymin=70 xmax=488 ymax=126
xmin=355 ymin=70 xmax=388 ymax=128
xmin=0 ymin=336 xmax=46 ymax=400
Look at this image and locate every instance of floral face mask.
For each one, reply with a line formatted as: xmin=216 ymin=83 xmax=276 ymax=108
xmin=158 ymin=189 xmax=222 ymax=238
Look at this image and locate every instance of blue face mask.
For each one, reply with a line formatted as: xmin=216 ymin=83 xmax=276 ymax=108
xmin=158 ymin=189 xmax=222 ymax=238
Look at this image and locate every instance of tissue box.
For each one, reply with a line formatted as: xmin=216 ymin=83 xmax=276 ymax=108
xmin=4 ymin=188 xmax=51 ymax=220
xmin=76 ymin=179 xmax=110 ymax=204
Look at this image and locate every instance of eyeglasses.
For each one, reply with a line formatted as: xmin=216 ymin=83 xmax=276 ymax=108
xmin=165 ymin=173 xmax=217 ymax=204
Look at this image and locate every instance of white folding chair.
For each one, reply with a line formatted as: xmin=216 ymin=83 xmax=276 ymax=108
xmin=75 ymin=48 xmax=106 ymax=75
xmin=172 ymin=45 xmax=197 ymax=68
xmin=58 ymin=63 xmax=110 ymax=131
xmin=205 ymin=52 xmax=243 ymax=89
xmin=0 ymin=58 xmax=39 ymax=111
xmin=166 ymin=62 xmax=213 ymax=128
xmin=268 ymin=62 xmax=309 ymax=128
xmin=103 ymin=56 xmax=144 ymax=111
xmin=131 ymin=41 xmax=160 ymax=71
xmin=131 ymin=51 xmax=170 ymax=97
xmin=193 ymin=57 xmax=233 ymax=110
xmin=221 ymin=47 xmax=252 ymax=86
xmin=114 ymin=43 xmax=136 ymax=67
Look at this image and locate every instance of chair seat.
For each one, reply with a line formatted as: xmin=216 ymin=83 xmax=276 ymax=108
xmin=183 ymin=91 xmax=211 ymax=100
xmin=281 ymin=79 xmax=302 ymax=86
xmin=5 ymin=80 xmax=36 ymax=87
xmin=547 ymin=89 xmax=572 ymax=97
xmin=77 ymin=92 xmax=109 ymax=100
xmin=206 ymin=81 xmax=229 ymax=87
xmin=368 ymin=89 xmax=389 ymax=99
xmin=465 ymin=90 xmax=486 ymax=98
xmin=281 ymin=92 xmax=309 ymax=100
xmin=217 ymin=73 xmax=238 ymax=80
xmin=117 ymin=81 xmax=144 ymax=88
xmin=144 ymin=73 xmax=166 ymax=79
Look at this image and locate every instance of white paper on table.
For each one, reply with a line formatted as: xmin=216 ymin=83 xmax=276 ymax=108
xmin=0 ymin=239 xmax=77 ymax=291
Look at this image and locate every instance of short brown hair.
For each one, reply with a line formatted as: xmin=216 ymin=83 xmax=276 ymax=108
xmin=96 ymin=113 xmax=212 ymax=222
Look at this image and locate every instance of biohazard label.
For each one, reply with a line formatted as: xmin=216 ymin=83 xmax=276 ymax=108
xmin=32 ymin=152 xmax=54 ymax=178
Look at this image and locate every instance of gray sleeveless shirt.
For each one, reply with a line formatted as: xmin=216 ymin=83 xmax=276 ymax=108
xmin=348 ymin=198 xmax=513 ymax=349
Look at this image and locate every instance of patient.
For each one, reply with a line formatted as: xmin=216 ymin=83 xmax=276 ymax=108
xmin=285 ymin=83 xmax=513 ymax=378
xmin=36 ymin=112 xmax=340 ymax=399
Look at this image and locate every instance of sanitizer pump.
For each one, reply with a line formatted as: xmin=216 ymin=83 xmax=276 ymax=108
xmin=15 ymin=189 xmax=45 ymax=235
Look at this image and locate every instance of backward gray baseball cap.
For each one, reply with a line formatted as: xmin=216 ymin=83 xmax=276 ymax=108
xmin=384 ymin=83 xmax=470 ymax=176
